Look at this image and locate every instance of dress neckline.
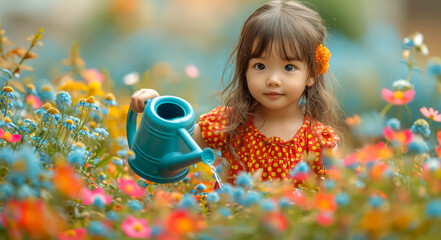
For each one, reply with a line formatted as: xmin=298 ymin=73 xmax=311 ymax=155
xmin=249 ymin=114 xmax=309 ymax=145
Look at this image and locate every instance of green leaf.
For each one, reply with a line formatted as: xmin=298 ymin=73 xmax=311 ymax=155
xmin=95 ymin=155 xmax=112 ymax=168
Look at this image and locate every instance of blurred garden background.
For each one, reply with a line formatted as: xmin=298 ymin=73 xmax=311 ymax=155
xmin=1 ymin=0 xmax=440 ymax=120
xmin=1 ymin=0 xmax=441 ymax=239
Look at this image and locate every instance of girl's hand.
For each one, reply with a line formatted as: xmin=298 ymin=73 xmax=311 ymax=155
xmin=130 ymin=89 xmax=160 ymax=113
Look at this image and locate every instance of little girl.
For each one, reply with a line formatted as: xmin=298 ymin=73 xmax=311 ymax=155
xmin=130 ymin=0 xmax=343 ymax=187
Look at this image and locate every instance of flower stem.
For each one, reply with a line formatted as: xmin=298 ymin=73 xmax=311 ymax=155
xmin=10 ymin=27 xmax=44 ymax=81
xmin=405 ymin=48 xmax=414 ymax=82
xmin=380 ymin=103 xmax=393 ymax=116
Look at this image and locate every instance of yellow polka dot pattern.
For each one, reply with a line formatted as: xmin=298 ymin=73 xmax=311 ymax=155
xmin=199 ymin=106 xmax=340 ymax=187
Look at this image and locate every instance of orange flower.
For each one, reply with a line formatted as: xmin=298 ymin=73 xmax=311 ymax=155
xmin=316 ymin=44 xmax=331 ymax=74
xmin=52 ymin=163 xmax=84 ymax=198
xmin=314 ymin=192 xmax=337 ymax=212
xmin=164 ymin=209 xmax=205 ymax=235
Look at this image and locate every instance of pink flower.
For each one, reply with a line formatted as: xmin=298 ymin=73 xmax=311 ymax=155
xmin=381 ymin=89 xmax=415 ymax=105
xmin=0 ymin=128 xmax=21 ymax=143
xmin=383 ymin=127 xmax=413 ymax=145
xmin=81 ymin=187 xmax=112 ymax=206
xmin=25 ymin=95 xmax=42 ymax=109
xmin=57 ymin=228 xmax=87 ymax=240
xmin=316 ymin=211 xmax=334 ymax=227
xmin=420 ymin=107 xmax=441 ymax=122
xmin=118 ymin=178 xmax=145 ymax=197
xmin=261 ymin=212 xmax=289 ymax=232
xmin=83 ymin=68 xmax=104 ymax=84
xmin=121 ymin=216 xmax=151 ymax=238
xmin=185 ymin=64 xmax=199 ymax=79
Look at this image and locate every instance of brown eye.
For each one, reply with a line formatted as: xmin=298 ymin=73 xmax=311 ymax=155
xmin=284 ymin=64 xmax=295 ymax=72
xmin=254 ymin=63 xmax=266 ymax=71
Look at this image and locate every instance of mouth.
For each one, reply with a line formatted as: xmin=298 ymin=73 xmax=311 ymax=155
xmin=264 ymin=92 xmax=283 ymax=96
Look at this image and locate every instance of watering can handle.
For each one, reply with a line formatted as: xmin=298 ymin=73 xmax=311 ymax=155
xmin=127 ymin=99 xmax=151 ymax=149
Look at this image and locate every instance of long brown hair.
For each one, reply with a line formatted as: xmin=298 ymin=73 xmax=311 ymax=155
xmin=220 ymin=0 xmax=345 ymax=164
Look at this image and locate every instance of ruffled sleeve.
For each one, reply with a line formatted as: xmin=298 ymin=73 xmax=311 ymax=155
xmin=198 ymin=106 xmax=228 ymax=150
xmin=306 ymin=122 xmax=340 ymax=177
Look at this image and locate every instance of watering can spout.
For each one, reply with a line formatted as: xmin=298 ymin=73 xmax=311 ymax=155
xmin=126 ymin=95 xmax=216 ymax=183
xmin=160 ymin=128 xmax=215 ymax=174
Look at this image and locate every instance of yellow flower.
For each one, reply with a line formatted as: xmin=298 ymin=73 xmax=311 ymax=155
xmin=88 ymin=81 xmax=104 ymax=96
xmin=42 ymin=103 xmax=52 ymax=110
xmin=81 ymin=126 xmax=89 ymax=132
xmin=105 ymin=93 xmax=115 ymax=101
xmin=41 ymin=84 xmax=53 ymax=92
xmin=27 ymin=83 xmax=36 ymax=91
xmin=65 ymin=119 xmax=74 ymax=125
xmin=86 ymin=96 xmax=95 ymax=104
xmin=316 ymin=44 xmax=331 ymax=74
xmin=2 ymin=86 xmax=14 ymax=93
xmin=4 ymin=117 xmax=11 ymax=123
xmin=48 ymin=107 xmax=60 ymax=115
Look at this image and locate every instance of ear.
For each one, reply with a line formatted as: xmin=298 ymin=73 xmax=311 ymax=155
xmin=306 ymin=76 xmax=315 ymax=87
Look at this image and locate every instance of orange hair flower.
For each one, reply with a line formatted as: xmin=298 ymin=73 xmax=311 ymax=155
xmin=316 ymin=44 xmax=331 ymax=74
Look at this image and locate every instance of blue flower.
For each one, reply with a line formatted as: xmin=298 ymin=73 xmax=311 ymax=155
xmin=235 ymin=172 xmax=254 ymax=189
xmin=6 ymin=147 xmax=41 ymax=185
xmin=88 ymin=221 xmax=113 ymax=238
xmin=407 ymin=140 xmax=429 ymax=154
xmin=63 ymin=119 xmax=76 ymax=131
xmin=336 ymin=192 xmax=350 ymax=206
xmin=261 ymin=199 xmax=275 ymax=211
xmin=25 ymin=119 xmax=38 ymax=130
xmin=218 ymin=207 xmax=232 ymax=217
xmin=1 ymin=86 xmax=16 ymax=99
xmin=428 ymin=61 xmax=441 ymax=76
xmin=94 ymin=128 xmax=109 ymax=138
xmin=290 ymin=161 xmax=310 ymax=177
xmin=55 ymin=91 xmax=72 ymax=111
xmin=386 ymin=118 xmax=401 ymax=130
xmin=0 ymin=182 xmax=14 ymax=200
xmin=196 ymin=183 xmax=207 ymax=191
xmin=18 ymin=126 xmax=30 ymax=135
xmin=178 ymin=194 xmax=197 ymax=209
xmin=106 ymin=210 xmax=119 ymax=221
xmin=0 ymin=147 xmax=14 ymax=164
xmin=241 ymin=191 xmax=261 ymax=207
xmin=279 ymin=197 xmax=292 ymax=208
xmin=102 ymin=98 xmax=117 ymax=106
xmin=67 ymin=148 xmax=86 ymax=166
xmin=411 ymin=119 xmax=431 ymax=138
xmin=426 ymin=199 xmax=441 ymax=218
xmin=207 ymin=192 xmax=220 ymax=203
xmin=38 ymin=84 xmax=55 ymax=102
xmin=17 ymin=184 xmax=36 ymax=199
xmin=369 ymin=195 xmax=384 ymax=208
xmin=323 ymin=179 xmax=335 ymax=189
xmin=128 ymin=200 xmax=144 ymax=210
xmin=116 ymin=137 xmax=128 ymax=147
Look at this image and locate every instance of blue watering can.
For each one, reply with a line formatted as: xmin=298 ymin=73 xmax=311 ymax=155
xmin=126 ymin=95 xmax=216 ymax=183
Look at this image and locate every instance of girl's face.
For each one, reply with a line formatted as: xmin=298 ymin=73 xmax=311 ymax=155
xmin=246 ymin=44 xmax=314 ymax=112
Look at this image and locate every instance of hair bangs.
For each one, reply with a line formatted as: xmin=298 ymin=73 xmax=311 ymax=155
xmin=249 ymin=14 xmax=308 ymax=62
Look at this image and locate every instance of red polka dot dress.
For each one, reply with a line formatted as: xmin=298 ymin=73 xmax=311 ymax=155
xmin=199 ymin=106 xmax=340 ymax=187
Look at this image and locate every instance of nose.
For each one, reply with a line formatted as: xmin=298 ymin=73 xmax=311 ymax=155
xmin=266 ymin=73 xmax=281 ymax=87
